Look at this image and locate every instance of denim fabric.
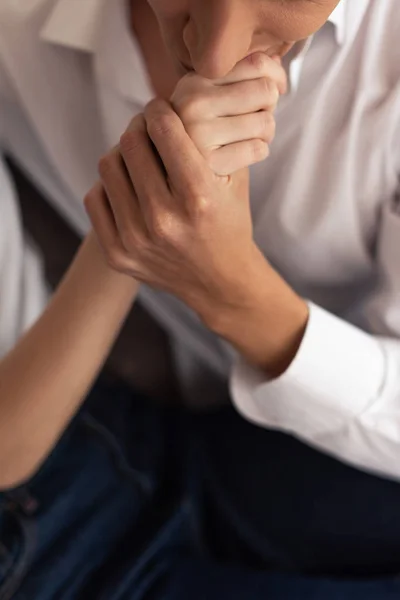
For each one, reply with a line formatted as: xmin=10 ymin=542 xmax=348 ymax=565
xmin=0 ymin=382 xmax=189 ymax=600
xmin=192 ymin=409 xmax=400 ymax=576
xmin=1 ymin=381 xmax=400 ymax=599
xmin=166 ymin=557 xmax=400 ymax=600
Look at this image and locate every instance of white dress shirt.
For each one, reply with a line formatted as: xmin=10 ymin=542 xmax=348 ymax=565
xmin=1 ymin=0 xmax=400 ymax=479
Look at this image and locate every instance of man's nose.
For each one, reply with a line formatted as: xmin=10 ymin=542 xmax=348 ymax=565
xmin=184 ymin=0 xmax=256 ymax=79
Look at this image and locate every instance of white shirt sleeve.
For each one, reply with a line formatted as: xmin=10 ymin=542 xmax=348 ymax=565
xmin=231 ymin=194 xmax=400 ymax=481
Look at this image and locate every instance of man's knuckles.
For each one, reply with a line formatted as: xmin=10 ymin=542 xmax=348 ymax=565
xmin=98 ymin=148 xmax=120 ymax=180
xmin=119 ymin=128 xmax=146 ymax=158
xmin=119 ymin=114 xmax=147 ymax=157
xmin=147 ymin=212 xmax=184 ymax=249
xmin=144 ymin=99 xmax=182 ymax=140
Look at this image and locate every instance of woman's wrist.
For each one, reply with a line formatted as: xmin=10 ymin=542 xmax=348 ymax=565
xmin=58 ymin=231 xmax=139 ymax=308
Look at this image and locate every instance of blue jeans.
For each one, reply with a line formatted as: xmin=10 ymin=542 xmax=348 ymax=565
xmin=1 ymin=381 xmax=400 ymax=599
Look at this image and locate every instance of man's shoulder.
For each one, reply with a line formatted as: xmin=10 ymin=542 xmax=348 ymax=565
xmin=0 ymin=0 xmax=62 ymax=120
xmin=0 ymin=0 xmax=56 ymax=77
xmin=0 ymin=0 xmax=51 ymax=21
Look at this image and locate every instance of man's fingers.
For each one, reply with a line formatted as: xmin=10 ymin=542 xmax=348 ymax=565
xmin=84 ymin=181 xmax=129 ymax=266
xmin=98 ymin=147 xmax=148 ymax=249
xmin=119 ymin=114 xmax=171 ymax=215
xmin=143 ymin=99 xmax=209 ymax=196
xmin=212 ymin=52 xmax=287 ymax=95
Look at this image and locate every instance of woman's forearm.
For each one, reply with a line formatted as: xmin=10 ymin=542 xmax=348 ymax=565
xmin=0 ymin=231 xmax=139 ymax=489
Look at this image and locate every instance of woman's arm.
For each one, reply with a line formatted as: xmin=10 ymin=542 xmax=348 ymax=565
xmin=0 ymin=230 xmax=138 ymax=489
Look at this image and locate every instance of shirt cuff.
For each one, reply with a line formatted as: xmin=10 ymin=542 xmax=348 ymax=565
xmin=230 ymin=302 xmax=387 ymax=439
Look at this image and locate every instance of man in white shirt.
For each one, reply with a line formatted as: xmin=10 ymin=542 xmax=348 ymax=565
xmin=2 ymin=0 xmax=400 ymax=478
xmin=2 ymin=0 xmax=400 ymax=555
xmin=88 ymin=0 xmax=400 ymax=481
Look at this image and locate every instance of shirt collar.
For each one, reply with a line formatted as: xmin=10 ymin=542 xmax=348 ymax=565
xmin=40 ymin=0 xmax=104 ymax=52
xmin=328 ymin=0 xmax=347 ymax=46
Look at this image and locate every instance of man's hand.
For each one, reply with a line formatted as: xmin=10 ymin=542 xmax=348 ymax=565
xmin=171 ymin=52 xmax=287 ymax=176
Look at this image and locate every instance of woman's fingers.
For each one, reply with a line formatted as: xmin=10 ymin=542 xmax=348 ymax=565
xmin=208 ymin=140 xmax=270 ymax=176
xmin=98 ymin=146 xmax=148 ymax=252
xmin=213 ymin=77 xmax=280 ymax=116
xmin=212 ymin=52 xmax=287 ymax=95
xmin=188 ymin=110 xmax=276 ymax=152
xmin=84 ymin=182 xmax=128 ymax=264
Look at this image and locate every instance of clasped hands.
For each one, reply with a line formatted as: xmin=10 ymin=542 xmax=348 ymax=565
xmin=85 ymin=53 xmax=309 ymax=375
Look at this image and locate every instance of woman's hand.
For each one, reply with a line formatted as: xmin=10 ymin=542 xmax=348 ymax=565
xmin=171 ymin=52 xmax=287 ymax=176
